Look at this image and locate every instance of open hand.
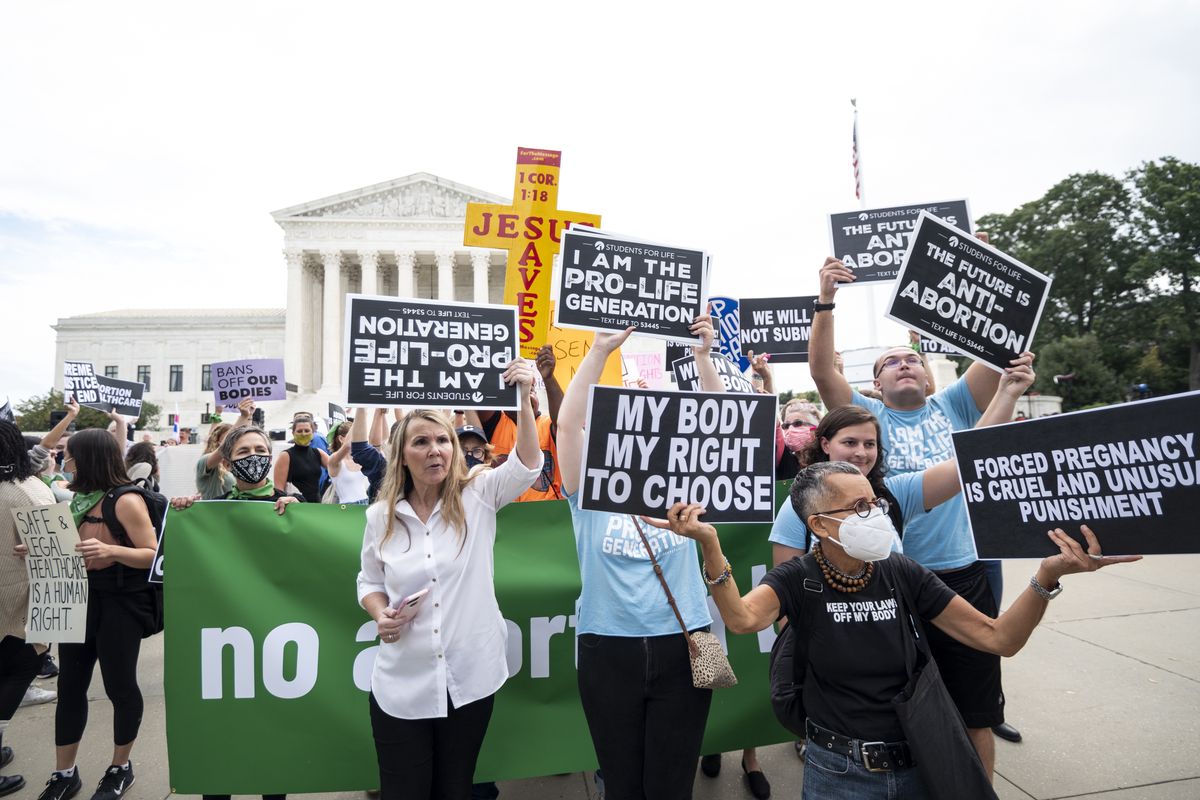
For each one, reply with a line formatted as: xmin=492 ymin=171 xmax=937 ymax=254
xmin=641 ymin=503 xmax=718 ymax=544
xmin=1040 ymin=525 xmax=1141 ymax=584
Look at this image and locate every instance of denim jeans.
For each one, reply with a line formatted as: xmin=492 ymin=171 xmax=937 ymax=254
xmin=577 ymin=632 xmax=713 ymax=800
xmin=802 ymin=743 xmax=931 ymax=800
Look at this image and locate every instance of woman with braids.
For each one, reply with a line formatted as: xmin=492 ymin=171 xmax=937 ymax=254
xmin=769 ymin=358 xmax=1036 ymax=564
xmin=20 ymin=429 xmax=158 ymax=800
xmin=0 ymin=421 xmax=56 ymax=796
xmin=357 ymin=359 xmax=542 ymax=800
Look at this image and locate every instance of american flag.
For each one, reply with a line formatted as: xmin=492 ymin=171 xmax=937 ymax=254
xmin=852 ymin=98 xmax=862 ymax=201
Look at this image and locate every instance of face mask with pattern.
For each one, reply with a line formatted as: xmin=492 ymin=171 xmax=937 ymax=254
xmin=231 ymin=454 xmax=272 ymax=484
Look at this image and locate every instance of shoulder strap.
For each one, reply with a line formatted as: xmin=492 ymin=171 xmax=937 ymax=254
xmin=630 ymin=515 xmax=698 ymax=657
xmin=878 ymin=558 xmax=930 ymax=674
xmin=791 ymin=554 xmax=823 ymax=682
xmin=101 ymin=484 xmax=143 ymax=546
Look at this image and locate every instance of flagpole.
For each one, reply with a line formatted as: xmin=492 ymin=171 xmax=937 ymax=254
xmin=852 ymin=99 xmax=881 ymax=350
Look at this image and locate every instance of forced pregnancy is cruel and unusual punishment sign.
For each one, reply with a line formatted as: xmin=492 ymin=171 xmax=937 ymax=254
xmin=343 ymin=295 xmax=518 ymax=409
xmin=830 ymin=200 xmax=972 ymax=284
xmin=63 ymin=360 xmax=145 ymax=417
xmin=886 ymin=212 xmax=1051 ymax=372
xmin=10 ymin=502 xmax=87 ymax=643
xmin=953 ymin=391 xmax=1200 ymax=557
xmin=556 ymin=227 xmax=708 ymax=343
xmin=671 ymin=352 xmax=756 ymax=394
xmin=737 ymin=296 xmax=818 ymax=363
xmin=210 ymin=359 xmax=286 ymax=406
xmin=579 ymin=387 xmax=777 ymax=522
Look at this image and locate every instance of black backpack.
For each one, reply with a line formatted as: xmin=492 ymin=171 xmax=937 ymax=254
xmin=768 ymin=554 xmax=824 ymax=736
xmin=99 ymin=484 xmax=167 ymax=636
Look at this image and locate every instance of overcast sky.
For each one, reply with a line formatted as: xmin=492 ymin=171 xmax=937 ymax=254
xmin=2 ymin=1 xmax=1198 ymax=405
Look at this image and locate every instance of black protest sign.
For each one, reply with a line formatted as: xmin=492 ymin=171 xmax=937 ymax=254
xmin=343 ymin=294 xmax=519 ymax=409
xmin=665 ymin=343 xmax=691 ymax=382
xmin=63 ymin=361 xmax=144 ymax=417
xmin=328 ymin=403 xmax=348 ymax=423
xmin=953 ymin=391 xmax=1200 ymax=558
xmin=579 ymin=386 xmax=777 ymax=522
xmin=829 ymin=200 xmax=971 ymax=284
xmin=737 ymin=296 xmax=818 ymax=363
xmin=556 ymin=227 xmax=708 ymax=343
xmin=886 ymin=212 xmax=1052 ymax=372
xmin=671 ymin=352 xmax=755 ymax=394
xmin=919 ymin=336 xmax=962 ymax=356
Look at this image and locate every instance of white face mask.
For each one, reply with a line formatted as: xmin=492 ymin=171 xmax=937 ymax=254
xmin=819 ymin=507 xmax=896 ymax=562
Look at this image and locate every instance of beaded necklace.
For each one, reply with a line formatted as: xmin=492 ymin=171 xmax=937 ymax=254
xmin=812 ymin=541 xmax=875 ymax=593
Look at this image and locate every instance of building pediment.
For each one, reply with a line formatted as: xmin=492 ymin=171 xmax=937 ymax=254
xmin=271 ymin=173 xmax=507 ymax=223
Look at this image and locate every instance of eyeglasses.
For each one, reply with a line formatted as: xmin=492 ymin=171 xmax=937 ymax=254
xmin=815 ymin=497 xmax=890 ymax=518
xmin=780 ymin=420 xmax=814 ymax=430
xmin=464 ymin=446 xmax=487 ymax=460
xmin=876 ymin=354 xmax=923 ymax=375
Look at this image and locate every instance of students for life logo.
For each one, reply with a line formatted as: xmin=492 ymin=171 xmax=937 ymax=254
xmin=948 ymin=235 xmax=961 ymax=250
xmin=594 ymin=240 xmax=606 ymax=252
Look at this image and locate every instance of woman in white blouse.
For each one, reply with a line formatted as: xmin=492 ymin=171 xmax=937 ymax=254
xmin=357 ymin=359 xmax=542 ymax=800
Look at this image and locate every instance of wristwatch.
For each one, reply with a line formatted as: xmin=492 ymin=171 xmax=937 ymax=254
xmin=813 ymin=300 xmax=836 ymax=313
xmin=1029 ymin=575 xmax=1063 ymax=600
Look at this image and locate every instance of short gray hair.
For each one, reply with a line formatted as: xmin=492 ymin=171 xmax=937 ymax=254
xmin=790 ymin=461 xmax=861 ymax=523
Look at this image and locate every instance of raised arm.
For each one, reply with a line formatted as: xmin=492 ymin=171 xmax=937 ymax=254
xmin=369 ymin=408 xmax=388 ymax=448
xmin=536 ymin=344 xmax=564 ymax=429
xmin=811 ymin=258 xmax=855 ymax=409
xmin=107 ymin=408 xmax=128 ymax=450
xmin=506 ymin=359 xmax=541 ymax=468
xmin=558 ymin=327 xmax=634 ymax=496
xmin=918 ymin=355 xmax=1036 ymax=509
xmin=691 ymin=314 xmax=724 ymax=393
xmin=41 ymin=396 xmax=80 ymax=450
xmin=932 ymin=525 xmax=1139 ymax=656
xmin=747 ymin=350 xmax=774 ymax=395
xmin=643 ymin=504 xmax=781 ymax=634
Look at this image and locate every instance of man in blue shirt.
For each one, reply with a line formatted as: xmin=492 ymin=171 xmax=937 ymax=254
xmin=809 ymin=252 xmax=1031 ymax=776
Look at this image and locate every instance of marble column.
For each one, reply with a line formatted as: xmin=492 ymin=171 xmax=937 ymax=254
xmin=360 ymin=249 xmax=379 ymax=296
xmin=471 ymin=251 xmax=490 ymax=304
xmin=320 ymin=249 xmax=342 ymax=393
xmin=436 ymin=251 xmax=455 ymax=301
xmin=396 ymin=250 xmax=415 ymax=298
xmin=283 ymin=249 xmax=304 ymax=394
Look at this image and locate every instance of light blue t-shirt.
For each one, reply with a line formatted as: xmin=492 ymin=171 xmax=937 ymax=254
xmin=566 ymin=491 xmax=713 ymax=636
xmin=768 ymin=471 xmax=923 ymax=555
xmin=852 ymin=377 xmax=981 ymax=571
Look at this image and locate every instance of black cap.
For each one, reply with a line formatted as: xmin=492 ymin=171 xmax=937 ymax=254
xmin=455 ymin=425 xmax=489 ymax=444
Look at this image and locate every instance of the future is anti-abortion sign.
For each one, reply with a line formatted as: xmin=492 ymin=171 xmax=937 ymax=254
xmin=829 ymin=200 xmax=972 ymax=284
xmin=886 ymin=212 xmax=1051 ymax=372
xmin=579 ymin=386 xmax=777 ymax=522
xmin=953 ymin=391 xmax=1200 ymax=557
xmin=343 ymin=295 xmax=518 ymax=409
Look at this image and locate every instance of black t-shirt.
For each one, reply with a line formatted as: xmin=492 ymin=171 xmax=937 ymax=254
xmin=285 ymin=445 xmax=323 ymax=503
xmin=761 ymin=553 xmax=955 ymax=741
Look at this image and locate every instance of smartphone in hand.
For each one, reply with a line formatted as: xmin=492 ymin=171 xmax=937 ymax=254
xmin=391 ymin=588 xmax=430 ymax=626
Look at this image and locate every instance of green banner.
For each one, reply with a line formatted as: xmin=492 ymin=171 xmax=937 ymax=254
xmin=164 ymin=489 xmax=794 ymax=794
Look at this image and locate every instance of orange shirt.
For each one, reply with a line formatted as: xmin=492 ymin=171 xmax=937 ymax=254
xmin=489 ymin=413 xmax=561 ymax=502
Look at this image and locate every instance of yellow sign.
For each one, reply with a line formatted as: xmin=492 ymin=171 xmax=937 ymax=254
xmin=464 ymin=147 xmax=601 ymax=358
xmin=546 ymin=301 xmax=621 ymax=389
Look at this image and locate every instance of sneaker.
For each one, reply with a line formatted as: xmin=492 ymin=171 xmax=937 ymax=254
xmin=20 ymin=686 xmax=57 ymax=707
xmin=90 ymin=764 xmax=134 ymax=800
xmin=38 ymin=654 xmax=59 ymax=680
xmin=593 ymin=770 xmax=604 ymax=800
xmin=36 ymin=771 xmax=81 ymax=800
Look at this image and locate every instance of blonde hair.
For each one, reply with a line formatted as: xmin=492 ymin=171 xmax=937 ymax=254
xmin=204 ymin=422 xmax=234 ymax=481
xmin=375 ymin=410 xmax=486 ymax=552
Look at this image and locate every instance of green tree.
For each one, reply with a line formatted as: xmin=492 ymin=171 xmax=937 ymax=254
xmin=1130 ymin=157 xmax=1200 ymax=389
xmin=15 ymin=389 xmax=161 ymax=431
xmin=1032 ymin=334 xmax=1123 ymax=411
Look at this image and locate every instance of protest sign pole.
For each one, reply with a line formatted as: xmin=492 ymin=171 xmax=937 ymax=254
xmin=853 ymin=98 xmax=883 ymax=350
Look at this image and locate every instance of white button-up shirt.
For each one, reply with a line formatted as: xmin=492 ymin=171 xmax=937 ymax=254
xmin=357 ymin=453 xmax=542 ymax=719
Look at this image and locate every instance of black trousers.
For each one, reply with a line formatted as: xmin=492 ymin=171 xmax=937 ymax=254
xmin=370 ymin=691 xmax=495 ymax=800
xmin=56 ymin=590 xmax=153 ymax=746
xmin=0 ymin=636 xmax=42 ymax=722
xmin=577 ymin=632 xmax=713 ymax=800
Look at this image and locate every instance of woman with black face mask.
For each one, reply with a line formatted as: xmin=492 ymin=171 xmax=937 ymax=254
xmin=169 ymin=424 xmax=299 ymax=800
xmin=456 ymin=426 xmax=494 ymax=470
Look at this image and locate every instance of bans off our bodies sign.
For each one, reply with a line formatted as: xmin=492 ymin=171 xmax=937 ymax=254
xmin=953 ymin=392 xmax=1200 ymax=558
xmin=830 ymin=200 xmax=972 ymax=284
xmin=211 ymin=359 xmax=286 ymax=406
xmin=886 ymin=212 xmax=1052 ymax=372
xmin=343 ymin=295 xmax=519 ymax=409
xmin=579 ymin=386 xmax=777 ymax=523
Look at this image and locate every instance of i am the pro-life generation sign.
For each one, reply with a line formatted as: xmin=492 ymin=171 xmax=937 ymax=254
xmin=953 ymin=391 xmax=1200 ymax=557
xmin=830 ymin=200 xmax=972 ymax=284
xmin=886 ymin=212 xmax=1052 ymax=372
xmin=578 ymin=386 xmax=777 ymax=522
xmin=343 ymin=295 xmax=518 ymax=410
xmin=556 ymin=227 xmax=709 ymax=343
xmin=10 ymin=502 xmax=88 ymax=643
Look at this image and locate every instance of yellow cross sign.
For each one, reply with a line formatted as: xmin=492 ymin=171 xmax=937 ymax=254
xmin=464 ymin=147 xmax=601 ymax=359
